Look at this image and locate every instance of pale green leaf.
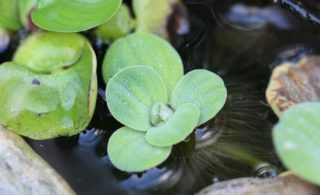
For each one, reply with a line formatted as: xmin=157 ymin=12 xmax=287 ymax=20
xmin=31 ymin=0 xmax=122 ymax=32
xmin=102 ymin=32 xmax=183 ymax=96
xmin=171 ymin=70 xmax=227 ymax=126
xmin=0 ymin=0 xmax=21 ymax=30
xmin=18 ymin=0 xmax=37 ymax=29
xmin=273 ymin=102 xmax=320 ymax=185
xmin=0 ymin=32 xmax=97 ymax=139
xmin=146 ymin=103 xmax=200 ymax=147
xmin=106 ymin=66 xmax=167 ymax=131
xmin=108 ymin=127 xmax=172 ymax=172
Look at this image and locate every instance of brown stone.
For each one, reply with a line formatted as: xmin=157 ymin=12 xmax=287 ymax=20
xmin=266 ymin=56 xmax=320 ymax=116
xmin=196 ymin=174 xmax=320 ymax=195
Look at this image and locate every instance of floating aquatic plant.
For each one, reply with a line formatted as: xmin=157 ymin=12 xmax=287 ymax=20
xmin=273 ymin=102 xmax=320 ymax=185
xmin=104 ymin=32 xmax=227 ymax=172
xmin=31 ymin=0 xmax=122 ymax=32
xmin=0 ymin=32 xmax=97 ymax=139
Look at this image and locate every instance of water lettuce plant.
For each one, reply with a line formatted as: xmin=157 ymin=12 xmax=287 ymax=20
xmin=273 ymin=102 xmax=320 ymax=185
xmin=0 ymin=32 xmax=97 ymax=139
xmin=104 ymin=32 xmax=227 ymax=172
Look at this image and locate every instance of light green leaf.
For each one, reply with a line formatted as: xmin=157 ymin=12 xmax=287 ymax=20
xmin=31 ymin=0 xmax=122 ymax=32
xmin=96 ymin=4 xmax=134 ymax=42
xmin=0 ymin=0 xmax=21 ymax=30
xmin=106 ymin=66 xmax=167 ymax=131
xmin=273 ymin=102 xmax=320 ymax=185
xmin=14 ymin=32 xmax=85 ymax=73
xmin=146 ymin=103 xmax=200 ymax=147
xmin=108 ymin=127 xmax=172 ymax=172
xmin=171 ymin=70 xmax=227 ymax=126
xmin=0 ymin=32 xmax=97 ymax=139
xmin=133 ymin=0 xmax=179 ymax=39
xmin=102 ymin=32 xmax=183 ymax=96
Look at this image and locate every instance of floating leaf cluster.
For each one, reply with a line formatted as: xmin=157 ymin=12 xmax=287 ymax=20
xmin=104 ymin=32 xmax=227 ymax=172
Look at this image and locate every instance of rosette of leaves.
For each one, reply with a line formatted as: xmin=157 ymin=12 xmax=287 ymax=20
xmin=104 ymin=33 xmax=227 ymax=172
xmin=30 ymin=0 xmax=122 ymax=32
xmin=0 ymin=32 xmax=97 ymax=139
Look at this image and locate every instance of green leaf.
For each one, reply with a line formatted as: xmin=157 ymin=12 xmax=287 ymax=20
xmin=133 ymin=0 xmax=179 ymax=39
xmin=171 ymin=70 xmax=227 ymax=126
xmin=14 ymin=32 xmax=85 ymax=73
xmin=0 ymin=32 xmax=97 ymax=139
xmin=106 ymin=66 xmax=167 ymax=131
xmin=96 ymin=4 xmax=134 ymax=42
xmin=31 ymin=0 xmax=122 ymax=32
xmin=0 ymin=0 xmax=21 ymax=30
xmin=102 ymin=32 xmax=183 ymax=96
xmin=273 ymin=102 xmax=320 ymax=185
xmin=108 ymin=127 xmax=172 ymax=172
xmin=146 ymin=103 xmax=200 ymax=147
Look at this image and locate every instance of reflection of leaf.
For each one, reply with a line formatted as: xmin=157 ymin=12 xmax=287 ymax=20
xmin=0 ymin=0 xmax=21 ymax=30
xmin=31 ymin=0 xmax=122 ymax=32
xmin=106 ymin=66 xmax=167 ymax=131
xmin=146 ymin=103 xmax=200 ymax=147
xmin=108 ymin=127 xmax=172 ymax=172
xmin=0 ymin=32 xmax=97 ymax=139
xmin=103 ymin=32 xmax=183 ymax=96
xmin=273 ymin=102 xmax=320 ymax=185
xmin=171 ymin=70 xmax=227 ymax=126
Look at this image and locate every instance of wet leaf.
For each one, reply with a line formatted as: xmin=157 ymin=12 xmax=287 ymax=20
xmin=171 ymin=70 xmax=227 ymax=126
xmin=102 ymin=32 xmax=183 ymax=96
xmin=108 ymin=127 xmax=172 ymax=172
xmin=31 ymin=0 xmax=122 ymax=32
xmin=106 ymin=66 xmax=167 ymax=131
xmin=0 ymin=0 xmax=21 ymax=30
xmin=146 ymin=103 xmax=200 ymax=147
xmin=266 ymin=56 xmax=320 ymax=117
xmin=273 ymin=102 xmax=320 ymax=185
xmin=0 ymin=32 xmax=97 ymax=139
xmin=96 ymin=4 xmax=134 ymax=42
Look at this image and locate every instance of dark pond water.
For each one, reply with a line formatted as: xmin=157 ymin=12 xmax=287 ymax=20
xmin=2 ymin=0 xmax=320 ymax=194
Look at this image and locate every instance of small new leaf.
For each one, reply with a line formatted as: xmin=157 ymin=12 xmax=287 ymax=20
xmin=146 ymin=103 xmax=200 ymax=147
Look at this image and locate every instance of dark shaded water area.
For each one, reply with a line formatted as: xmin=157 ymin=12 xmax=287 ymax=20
xmin=2 ymin=0 xmax=320 ymax=194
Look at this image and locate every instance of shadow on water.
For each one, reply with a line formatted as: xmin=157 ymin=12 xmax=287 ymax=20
xmin=1 ymin=0 xmax=318 ymax=194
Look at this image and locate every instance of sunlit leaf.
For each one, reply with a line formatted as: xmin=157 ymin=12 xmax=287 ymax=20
xmin=0 ymin=32 xmax=97 ymax=139
xmin=18 ymin=0 xmax=37 ymax=30
xmin=108 ymin=127 xmax=172 ymax=172
xmin=103 ymin=32 xmax=183 ymax=96
xmin=273 ymin=102 xmax=320 ymax=185
xmin=171 ymin=70 xmax=227 ymax=126
xmin=106 ymin=66 xmax=167 ymax=131
xmin=146 ymin=103 xmax=200 ymax=147
xmin=0 ymin=0 xmax=21 ymax=30
xmin=31 ymin=0 xmax=122 ymax=32
xmin=96 ymin=4 xmax=134 ymax=42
